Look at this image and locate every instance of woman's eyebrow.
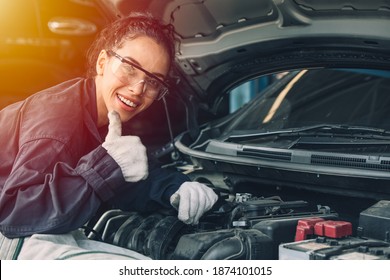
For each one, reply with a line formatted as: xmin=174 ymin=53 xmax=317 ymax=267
xmin=123 ymin=55 xmax=166 ymax=80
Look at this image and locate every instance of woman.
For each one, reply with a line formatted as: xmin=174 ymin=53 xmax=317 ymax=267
xmin=0 ymin=12 xmax=217 ymax=259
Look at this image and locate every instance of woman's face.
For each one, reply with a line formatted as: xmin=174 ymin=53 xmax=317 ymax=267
xmin=95 ymin=36 xmax=170 ymax=126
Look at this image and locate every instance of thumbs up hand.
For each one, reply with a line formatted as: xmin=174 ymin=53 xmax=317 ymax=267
xmin=102 ymin=111 xmax=148 ymax=182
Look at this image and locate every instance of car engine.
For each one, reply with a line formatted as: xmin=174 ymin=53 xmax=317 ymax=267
xmin=86 ymin=171 xmax=390 ymax=260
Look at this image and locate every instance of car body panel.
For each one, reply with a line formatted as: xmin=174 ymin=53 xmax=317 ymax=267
xmin=0 ymin=0 xmax=106 ymax=107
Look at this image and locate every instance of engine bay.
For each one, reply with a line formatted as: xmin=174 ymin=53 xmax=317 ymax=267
xmin=86 ymin=171 xmax=390 ymax=260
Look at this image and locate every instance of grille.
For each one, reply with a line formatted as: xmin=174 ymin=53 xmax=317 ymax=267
xmin=311 ymin=154 xmax=390 ymax=171
xmin=239 ymin=148 xmax=292 ymax=161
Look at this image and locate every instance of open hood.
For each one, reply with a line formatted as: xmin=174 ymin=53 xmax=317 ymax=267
xmin=95 ymin=0 xmax=390 ymax=107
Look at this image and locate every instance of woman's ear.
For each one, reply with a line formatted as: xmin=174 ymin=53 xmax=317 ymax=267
xmin=96 ymin=50 xmax=107 ymax=76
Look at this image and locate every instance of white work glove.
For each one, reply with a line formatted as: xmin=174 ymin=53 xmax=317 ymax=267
xmin=102 ymin=111 xmax=148 ymax=182
xmin=170 ymin=181 xmax=218 ymax=224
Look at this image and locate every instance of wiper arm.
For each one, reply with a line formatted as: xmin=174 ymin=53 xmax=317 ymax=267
xmin=225 ymin=124 xmax=390 ymax=141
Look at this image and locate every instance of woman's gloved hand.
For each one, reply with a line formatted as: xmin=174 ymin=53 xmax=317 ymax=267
xmin=170 ymin=181 xmax=218 ymax=224
xmin=102 ymin=111 xmax=148 ymax=182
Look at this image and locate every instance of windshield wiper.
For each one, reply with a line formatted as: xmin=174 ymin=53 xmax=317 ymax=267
xmin=224 ymin=124 xmax=390 ymax=141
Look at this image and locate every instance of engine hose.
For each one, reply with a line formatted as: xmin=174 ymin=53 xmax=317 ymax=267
xmin=201 ymin=236 xmax=245 ymax=260
xmin=146 ymin=216 xmax=190 ymax=259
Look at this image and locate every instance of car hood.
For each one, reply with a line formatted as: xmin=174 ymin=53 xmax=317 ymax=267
xmin=96 ymin=0 xmax=390 ymax=106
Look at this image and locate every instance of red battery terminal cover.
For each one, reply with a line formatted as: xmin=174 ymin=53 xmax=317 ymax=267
xmin=295 ymin=217 xmax=325 ymax=241
xmin=314 ymin=220 xmax=352 ymax=238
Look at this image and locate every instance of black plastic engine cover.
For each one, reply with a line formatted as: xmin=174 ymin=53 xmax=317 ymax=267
xmin=358 ymin=200 xmax=390 ymax=242
xmin=171 ymin=228 xmax=273 ymax=260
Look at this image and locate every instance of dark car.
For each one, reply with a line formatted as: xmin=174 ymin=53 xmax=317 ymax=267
xmin=2 ymin=0 xmax=390 ymax=260
xmin=0 ymin=0 xmax=108 ymax=108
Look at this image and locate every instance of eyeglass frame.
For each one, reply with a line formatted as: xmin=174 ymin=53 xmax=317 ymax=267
xmin=106 ymin=49 xmax=170 ymax=100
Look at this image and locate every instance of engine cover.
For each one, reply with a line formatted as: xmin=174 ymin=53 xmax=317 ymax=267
xmin=88 ymin=194 xmax=340 ymax=259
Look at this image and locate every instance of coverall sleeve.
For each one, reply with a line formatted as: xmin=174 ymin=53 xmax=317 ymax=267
xmin=109 ymin=166 xmax=190 ymax=213
xmin=0 ymin=138 xmax=126 ymax=238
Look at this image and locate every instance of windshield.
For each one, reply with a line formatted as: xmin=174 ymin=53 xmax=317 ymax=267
xmin=223 ymin=68 xmax=390 ymax=136
xmin=180 ymin=68 xmax=390 ymax=172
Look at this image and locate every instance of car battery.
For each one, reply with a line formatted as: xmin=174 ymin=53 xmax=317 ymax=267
xmin=292 ymin=218 xmax=352 ymax=241
xmin=279 ymin=236 xmax=390 ymax=260
xmin=279 ymin=217 xmax=390 ymax=259
xmin=231 ymin=199 xmax=339 ymax=259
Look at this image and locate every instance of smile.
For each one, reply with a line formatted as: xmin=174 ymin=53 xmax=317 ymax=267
xmin=117 ymin=93 xmax=138 ymax=108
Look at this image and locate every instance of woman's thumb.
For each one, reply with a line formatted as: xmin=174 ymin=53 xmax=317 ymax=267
xmin=105 ymin=111 xmax=122 ymax=141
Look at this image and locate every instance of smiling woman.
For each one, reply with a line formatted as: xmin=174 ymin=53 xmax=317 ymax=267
xmin=107 ymin=50 xmax=169 ymax=100
xmin=0 ymin=11 xmax=218 ymax=259
xmin=94 ymin=34 xmax=171 ymax=125
xmin=2 ymin=0 xmax=390 ymax=262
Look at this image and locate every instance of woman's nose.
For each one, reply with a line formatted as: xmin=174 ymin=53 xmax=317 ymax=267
xmin=127 ymin=79 xmax=146 ymax=95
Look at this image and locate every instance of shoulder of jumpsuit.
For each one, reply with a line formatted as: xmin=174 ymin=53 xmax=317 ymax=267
xmin=17 ymin=78 xmax=100 ymax=145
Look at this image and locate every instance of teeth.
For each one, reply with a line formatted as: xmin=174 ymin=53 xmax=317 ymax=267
xmin=118 ymin=94 xmax=137 ymax=108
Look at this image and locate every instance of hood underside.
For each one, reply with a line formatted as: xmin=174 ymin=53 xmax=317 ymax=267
xmin=96 ymin=0 xmax=390 ymax=102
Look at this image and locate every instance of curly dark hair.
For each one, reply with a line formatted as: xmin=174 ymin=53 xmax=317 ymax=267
xmin=85 ymin=12 xmax=178 ymax=78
